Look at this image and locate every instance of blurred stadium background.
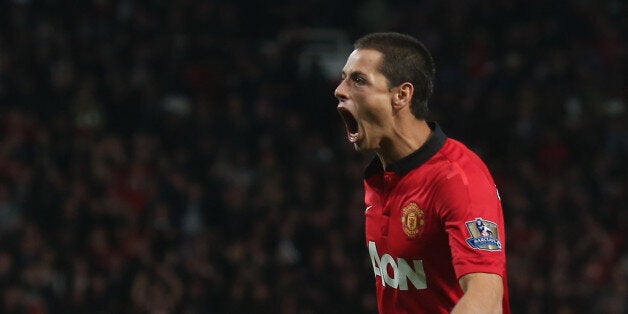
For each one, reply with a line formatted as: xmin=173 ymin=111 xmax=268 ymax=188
xmin=0 ymin=0 xmax=626 ymax=313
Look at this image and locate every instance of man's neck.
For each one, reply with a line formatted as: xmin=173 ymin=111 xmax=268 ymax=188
xmin=377 ymin=118 xmax=432 ymax=169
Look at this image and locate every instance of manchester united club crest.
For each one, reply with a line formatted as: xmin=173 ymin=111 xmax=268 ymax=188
xmin=401 ymin=202 xmax=425 ymax=238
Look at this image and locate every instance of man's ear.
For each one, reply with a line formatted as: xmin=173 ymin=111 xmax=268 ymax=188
xmin=392 ymin=82 xmax=414 ymax=110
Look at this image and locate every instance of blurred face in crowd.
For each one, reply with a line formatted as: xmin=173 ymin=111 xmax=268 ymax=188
xmin=335 ymin=49 xmax=395 ymax=153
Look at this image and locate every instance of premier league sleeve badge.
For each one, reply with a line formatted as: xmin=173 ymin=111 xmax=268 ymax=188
xmin=465 ymin=217 xmax=502 ymax=251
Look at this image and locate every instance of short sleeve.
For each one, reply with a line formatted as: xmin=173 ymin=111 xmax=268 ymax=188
xmin=434 ymin=160 xmax=507 ymax=280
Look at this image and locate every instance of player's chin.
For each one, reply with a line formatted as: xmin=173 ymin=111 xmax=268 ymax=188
xmin=353 ymin=137 xmax=375 ymax=153
xmin=353 ymin=142 xmax=363 ymax=152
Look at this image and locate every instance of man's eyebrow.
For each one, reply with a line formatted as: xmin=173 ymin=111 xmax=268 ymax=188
xmin=342 ymin=70 xmax=366 ymax=79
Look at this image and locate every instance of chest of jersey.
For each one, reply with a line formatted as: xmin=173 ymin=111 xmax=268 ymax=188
xmin=364 ymin=170 xmax=449 ymax=260
xmin=361 ymin=135 xmax=510 ymax=313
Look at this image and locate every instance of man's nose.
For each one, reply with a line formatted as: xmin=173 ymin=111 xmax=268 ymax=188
xmin=334 ymin=81 xmax=348 ymax=101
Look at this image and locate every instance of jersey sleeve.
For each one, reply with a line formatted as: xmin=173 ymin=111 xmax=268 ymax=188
xmin=434 ymin=159 xmax=507 ymax=280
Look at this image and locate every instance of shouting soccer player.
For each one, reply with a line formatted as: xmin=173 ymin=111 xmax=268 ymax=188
xmin=335 ymin=32 xmax=510 ymax=313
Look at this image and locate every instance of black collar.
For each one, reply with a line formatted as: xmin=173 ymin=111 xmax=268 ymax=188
xmin=364 ymin=122 xmax=447 ymax=178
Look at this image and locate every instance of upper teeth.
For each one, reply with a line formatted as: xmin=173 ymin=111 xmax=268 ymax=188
xmin=349 ymin=132 xmax=358 ymax=143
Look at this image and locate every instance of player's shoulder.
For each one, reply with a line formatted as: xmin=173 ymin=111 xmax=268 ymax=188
xmin=439 ymin=138 xmax=483 ymax=161
xmin=421 ymin=138 xmax=499 ymax=214
xmin=426 ymin=138 xmax=495 ymax=191
xmin=436 ymin=138 xmax=491 ymax=174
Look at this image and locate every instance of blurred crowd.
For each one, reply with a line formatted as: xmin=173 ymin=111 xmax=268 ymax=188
xmin=0 ymin=0 xmax=626 ymax=313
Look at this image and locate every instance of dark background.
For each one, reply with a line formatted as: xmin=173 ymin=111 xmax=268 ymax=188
xmin=0 ymin=0 xmax=626 ymax=313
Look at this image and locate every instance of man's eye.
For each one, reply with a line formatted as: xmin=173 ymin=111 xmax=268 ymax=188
xmin=354 ymin=77 xmax=366 ymax=85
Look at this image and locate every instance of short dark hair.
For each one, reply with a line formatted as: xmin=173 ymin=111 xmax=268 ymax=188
xmin=354 ymin=32 xmax=435 ymax=119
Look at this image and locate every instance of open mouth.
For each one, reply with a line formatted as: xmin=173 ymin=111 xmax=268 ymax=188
xmin=337 ymin=107 xmax=359 ymax=143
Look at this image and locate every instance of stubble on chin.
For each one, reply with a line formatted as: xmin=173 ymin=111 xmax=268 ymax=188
xmin=353 ymin=143 xmax=362 ymax=152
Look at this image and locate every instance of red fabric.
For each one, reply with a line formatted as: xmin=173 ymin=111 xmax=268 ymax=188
xmin=364 ymin=138 xmax=510 ymax=314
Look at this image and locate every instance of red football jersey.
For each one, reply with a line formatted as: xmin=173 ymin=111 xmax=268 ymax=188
xmin=364 ymin=123 xmax=510 ymax=314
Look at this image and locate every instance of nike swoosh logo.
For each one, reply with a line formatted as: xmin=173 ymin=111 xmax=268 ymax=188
xmin=365 ymin=205 xmax=373 ymax=212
